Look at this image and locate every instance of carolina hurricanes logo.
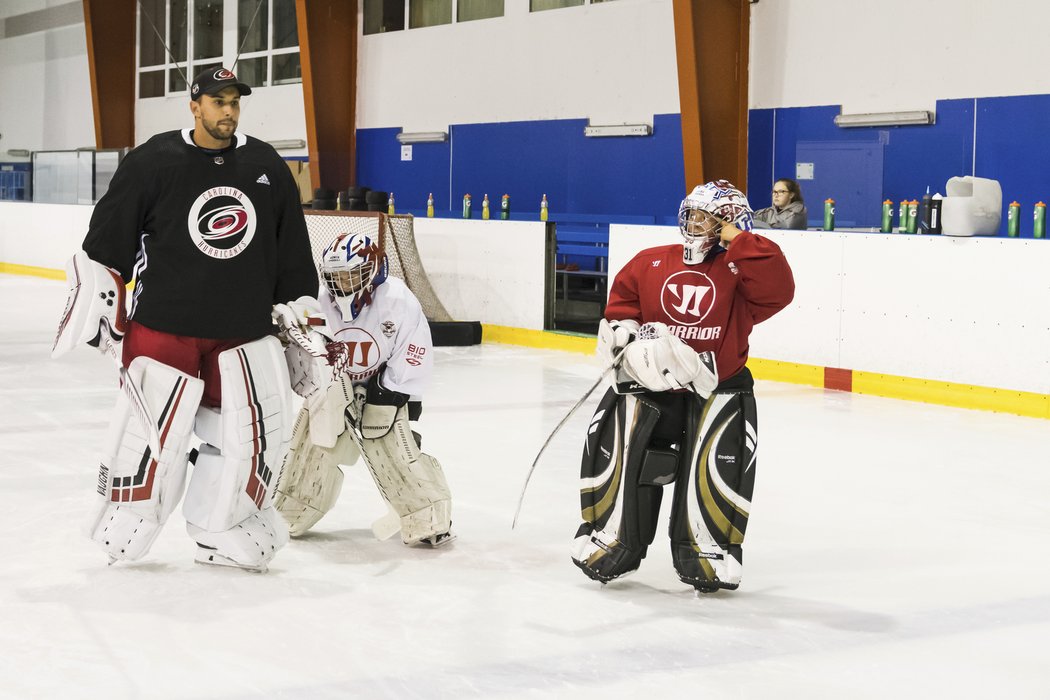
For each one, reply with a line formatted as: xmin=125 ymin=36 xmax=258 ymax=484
xmin=332 ymin=327 xmax=381 ymax=376
xmin=187 ymin=187 xmax=257 ymax=259
xmin=214 ymin=69 xmax=236 ymax=80
xmin=660 ymin=270 xmax=716 ymax=325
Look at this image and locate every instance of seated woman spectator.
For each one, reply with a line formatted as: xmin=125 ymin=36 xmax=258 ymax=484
xmin=754 ymin=178 xmax=808 ymax=229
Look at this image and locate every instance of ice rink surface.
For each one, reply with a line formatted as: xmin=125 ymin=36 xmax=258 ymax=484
xmin=2 ymin=273 xmax=1049 ymax=699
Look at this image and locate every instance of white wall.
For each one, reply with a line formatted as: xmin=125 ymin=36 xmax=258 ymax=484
xmin=750 ymin=0 xmax=1050 ymax=112
xmin=0 ymin=2 xmax=94 ymax=157
xmin=355 ymin=0 xmax=680 ymax=131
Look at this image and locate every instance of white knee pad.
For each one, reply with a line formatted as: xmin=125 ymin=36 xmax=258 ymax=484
xmin=273 ymin=406 xmax=359 ymax=536
xmin=182 ymin=336 xmax=293 ymax=569
xmin=88 ymin=357 xmax=203 ymax=562
xmin=358 ymin=404 xmax=452 ymax=545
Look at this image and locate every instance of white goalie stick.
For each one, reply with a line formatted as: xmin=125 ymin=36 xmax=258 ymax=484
xmin=511 ymin=346 xmax=628 ymax=529
xmin=97 ymin=318 xmax=163 ymax=457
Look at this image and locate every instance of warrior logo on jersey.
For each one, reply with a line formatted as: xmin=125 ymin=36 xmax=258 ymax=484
xmin=187 ymin=186 xmax=257 ymax=259
xmin=661 ymin=270 xmax=716 ymax=325
xmin=331 ymin=327 xmax=381 ymax=380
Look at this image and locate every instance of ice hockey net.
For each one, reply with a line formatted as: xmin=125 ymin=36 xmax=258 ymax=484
xmin=303 ymin=210 xmax=453 ymax=323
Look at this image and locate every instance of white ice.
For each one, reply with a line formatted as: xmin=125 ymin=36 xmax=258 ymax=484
xmin=2 ymin=274 xmax=1049 ymax=699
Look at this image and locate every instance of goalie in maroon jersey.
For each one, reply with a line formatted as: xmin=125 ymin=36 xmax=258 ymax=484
xmin=571 ymin=179 xmax=794 ymax=592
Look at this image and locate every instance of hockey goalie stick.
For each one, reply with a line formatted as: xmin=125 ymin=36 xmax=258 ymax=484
xmin=511 ymin=346 xmax=628 ymax=529
xmin=97 ymin=318 xmax=163 ymax=456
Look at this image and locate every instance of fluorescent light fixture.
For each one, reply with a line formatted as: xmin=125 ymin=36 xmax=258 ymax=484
xmin=268 ymin=139 xmax=307 ymax=150
xmin=833 ymin=110 xmax=935 ymax=128
xmin=584 ymin=124 xmax=652 ymax=137
xmin=6 ymin=149 xmax=30 ymax=157
xmin=396 ymin=131 xmax=448 ymax=144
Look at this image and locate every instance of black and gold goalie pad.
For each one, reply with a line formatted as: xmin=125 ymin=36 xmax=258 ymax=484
xmin=571 ymin=374 xmax=758 ymax=591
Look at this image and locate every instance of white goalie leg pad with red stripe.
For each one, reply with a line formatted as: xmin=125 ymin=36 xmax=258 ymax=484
xmin=88 ymin=357 xmax=204 ymax=562
xmin=182 ymin=336 xmax=292 ymax=570
xmin=52 ymin=250 xmax=128 ymax=358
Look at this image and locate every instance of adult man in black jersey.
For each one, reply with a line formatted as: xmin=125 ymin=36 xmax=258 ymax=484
xmin=53 ymin=67 xmax=317 ymax=572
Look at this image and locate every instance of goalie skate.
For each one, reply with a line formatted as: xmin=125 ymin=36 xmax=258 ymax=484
xmin=194 ymin=544 xmax=268 ymax=573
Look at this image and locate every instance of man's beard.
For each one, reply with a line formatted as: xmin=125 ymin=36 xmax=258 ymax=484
xmin=203 ymin=118 xmax=236 ymax=142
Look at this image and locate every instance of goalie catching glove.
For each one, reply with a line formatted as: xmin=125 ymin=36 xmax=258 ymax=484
xmin=619 ymin=322 xmax=718 ymax=398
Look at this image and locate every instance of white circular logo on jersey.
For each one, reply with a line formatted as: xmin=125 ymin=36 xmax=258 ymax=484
xmin=332 ymin=327 xmax=382 ymax=376
xmin=187 ymin=187 xmax=257 ymax=259
xmin=660 ymin=270 xmax=716 ymax=325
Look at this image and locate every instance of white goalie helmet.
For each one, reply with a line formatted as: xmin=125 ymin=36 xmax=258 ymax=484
xmin=678 ymin=179 xmax=754 ymax=264
xmin=320 ymin=231 xmax=388 ymax=320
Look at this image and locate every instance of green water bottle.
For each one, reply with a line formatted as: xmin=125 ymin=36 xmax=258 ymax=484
xmin=823 ymin=198 xmax=835 ymax=231
xmin=906 ymin=200 xmax=918 ymax=233
xmin=500 ymin=194 xmax=510 ymax=220
xmin=881 ymin=199 xmax=894 ymax=233
xmin=898 ymin=200 xmax=909 ymax=233
xmin=1007 ymin=201 xmax=1021 ymax=237
xmin=462 ymin=193 xmax=472 ymax=219
xmin=1034 ymin=202 xmax=1046 ymax=238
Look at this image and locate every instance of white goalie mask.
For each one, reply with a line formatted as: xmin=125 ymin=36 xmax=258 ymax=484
xmin=320 ymin=232 xmax=388 ymax=320
xmin=678 ymin=179 xmax=754 ymax=264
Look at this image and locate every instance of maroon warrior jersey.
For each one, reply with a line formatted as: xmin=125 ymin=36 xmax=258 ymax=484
xmin=605 ymin=231 xmax=794 ymax=381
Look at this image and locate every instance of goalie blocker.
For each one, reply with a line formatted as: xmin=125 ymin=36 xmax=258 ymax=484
xmin=571 ymin=368 xmax=757 ymax=592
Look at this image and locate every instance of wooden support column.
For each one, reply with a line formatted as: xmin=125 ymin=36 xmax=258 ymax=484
xmin=83 ymin=0 xmax=137 ymax=149
xmin=296 ymin=0 xmax=358 ymax=193
xmin=673 ymin=0 xmax=751 ymax=191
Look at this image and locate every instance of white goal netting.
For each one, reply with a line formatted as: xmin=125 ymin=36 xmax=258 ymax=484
xmin=303 ymin=211 xmax=453 ymax=322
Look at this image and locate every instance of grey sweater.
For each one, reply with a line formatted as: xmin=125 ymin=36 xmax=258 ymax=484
xmin=753 ymin=200 xmax=808 ymax=230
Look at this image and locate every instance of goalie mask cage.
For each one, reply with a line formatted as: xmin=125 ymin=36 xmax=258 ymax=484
xmin=303 ymin=211 xmax=481 ymax=346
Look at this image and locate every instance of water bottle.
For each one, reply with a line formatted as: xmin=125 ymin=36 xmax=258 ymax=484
xmin=387 ymin=192 xmax=395 ymax=215
xmin=929 ymin=194 xmax=943 ymax=234
xmin=500 ymin=194 xmax=510 ymax=220
xmin=906 ymin=200 xmax=918 ymax=233
xmin=881 ymin=199 xmax=894 ymax=233
xmin=1034 ymin=202 xmax=1046 ymax=239
xmin=823 ymin=198 xmax=835 ymax=231
xmin=1007 ymin=201 xmax=1020 ymax=237
xmin=482 ymin=194 xmax=490 ymax=220
xmin=898 ymin=200 xmax=909 ymax=233
xmin=462 ymin=194 xmax=472 ymax=219
xmin=919 ymin=187 xmax=933 ymax=234
xmin=427 ymin=193 xmax=434 ymax=218
xmin=540 ymin=194 xmax=549 ymax=222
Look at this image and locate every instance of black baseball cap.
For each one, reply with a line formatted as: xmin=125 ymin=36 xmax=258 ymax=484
xmin=190 ymin=67 xmax=252 ymax=99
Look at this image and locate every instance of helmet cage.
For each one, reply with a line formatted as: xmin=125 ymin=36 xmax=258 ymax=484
xmin=320 ymin=232 xmax=386 ymax=314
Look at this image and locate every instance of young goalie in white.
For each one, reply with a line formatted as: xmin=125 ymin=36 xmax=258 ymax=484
xmin=272 ymin=231 xmax=454 ymax=546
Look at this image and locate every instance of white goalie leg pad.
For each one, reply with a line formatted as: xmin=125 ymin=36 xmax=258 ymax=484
xmin=52 ymin=250 xmax=128 ymax=358
xmin=358 ymin=404 xmax=452 ymax=545
xmin=183 ymin=336 xmax=293 ymax=569
xmin=88 ymin=357 xmax=204 ymax=562
xmin=273 ymin=406 xmax=359 ymax=536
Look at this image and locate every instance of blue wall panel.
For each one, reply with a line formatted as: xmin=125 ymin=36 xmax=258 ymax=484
xmin=356 ymin=113 xmax=684 ymax=221
xmin=880 ymin=98 xmax=973 ymax=209
xmin=976 ymin=94 xmax=1050 ymax=237
xmin=747 ymin=108 xmax=775 ymax=210
xmin=355 ymin=126 xmax=451 ymax=211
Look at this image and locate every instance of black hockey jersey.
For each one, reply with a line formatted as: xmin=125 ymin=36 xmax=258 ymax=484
xmin=83 ymin=129 xmax=318 ymax=339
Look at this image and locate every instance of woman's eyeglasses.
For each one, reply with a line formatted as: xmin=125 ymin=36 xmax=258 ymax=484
xmin=772 ymin=189 xmax=789 ymax=195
